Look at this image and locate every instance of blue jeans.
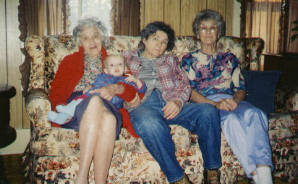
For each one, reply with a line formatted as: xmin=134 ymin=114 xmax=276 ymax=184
xmin=129 ymin=90 xmax=221 ymax=182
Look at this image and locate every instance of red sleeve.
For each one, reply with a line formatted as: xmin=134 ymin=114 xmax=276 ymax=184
xmin=116 ymin=82 xmax=137 ymax=102
xmin=49 ymin=48 xmax=84 ymax=110
xmin=138 ymin=93 xmax=145 ymax=99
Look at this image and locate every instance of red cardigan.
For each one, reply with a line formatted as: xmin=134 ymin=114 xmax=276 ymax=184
xmin=48 ymin=47 xmax=140 ymax=137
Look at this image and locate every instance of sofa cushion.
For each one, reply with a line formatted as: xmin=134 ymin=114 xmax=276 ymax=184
xmin=242 ymin=70 xmax=281 ymax=114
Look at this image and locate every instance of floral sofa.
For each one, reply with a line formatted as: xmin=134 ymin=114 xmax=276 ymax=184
xmin=23 ymin=35 xmax=297 ymax=183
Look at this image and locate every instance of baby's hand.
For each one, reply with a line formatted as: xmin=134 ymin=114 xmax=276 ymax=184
xmin=125 ymin=74 xmax=142 ymax=88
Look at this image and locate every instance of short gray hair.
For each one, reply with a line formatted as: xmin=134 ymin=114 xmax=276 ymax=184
xmin=193 ymin=9 xmax=225 ymax=38
xmin=73 ymin=17 xmax=108 ymax=46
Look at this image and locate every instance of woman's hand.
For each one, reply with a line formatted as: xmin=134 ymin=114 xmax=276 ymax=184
xmin=89 ymin=86 xmax=113 ymax=101
xmin=215 ymin=98 xmax=238 ymax=111
xmin=89 ymin=84 xmax=123 ymax=101
xmin=162 ymin=100 xmax=182 ymax=120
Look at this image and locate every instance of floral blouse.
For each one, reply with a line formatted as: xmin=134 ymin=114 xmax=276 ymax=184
xmin=181 ymin=49 xmax=246 ymax=97
xmin=74 ymin=53 xmax=102 ymax=91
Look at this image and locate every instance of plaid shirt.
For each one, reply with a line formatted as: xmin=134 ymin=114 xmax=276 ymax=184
xmin=123 ymin=50 xmax=191 ymax=104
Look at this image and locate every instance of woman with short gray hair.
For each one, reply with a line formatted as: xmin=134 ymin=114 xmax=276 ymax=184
xmin=192 ymin=9 xmax=225 ymax=38
xmin=182 ymin=9 xmax=273 ymax=184
xmin=73 ymin=17 xmax=108 ymax=45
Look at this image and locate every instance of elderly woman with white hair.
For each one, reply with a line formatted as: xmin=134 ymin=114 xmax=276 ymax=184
xmin=49 ymin=18 xmax=128 ymax=184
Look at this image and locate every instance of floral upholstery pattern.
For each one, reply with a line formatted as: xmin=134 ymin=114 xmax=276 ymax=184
xmin=23 ymin=35 xmax=298 ymax=183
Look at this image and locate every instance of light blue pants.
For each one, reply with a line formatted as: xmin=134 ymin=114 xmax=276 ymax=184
xmin=207 ymin=94 xmax=273 ymax=178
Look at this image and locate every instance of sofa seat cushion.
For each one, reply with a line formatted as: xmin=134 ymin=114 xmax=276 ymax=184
xmin=27 ymin=114 xmax=298 ymax=182
xmin=25 ymin=127 xmax=245 ymax=184
xmin=25 ymin=114 xmax=298 ymax=183
xmin=28 ymin=125 xmax=192 ymax=157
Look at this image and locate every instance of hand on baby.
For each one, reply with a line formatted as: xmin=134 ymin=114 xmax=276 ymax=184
xmin=89 ymin=85 xmax=115 ymax=101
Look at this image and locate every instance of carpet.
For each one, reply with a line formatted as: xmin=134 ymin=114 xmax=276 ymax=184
xmin=0 ymin=154 xmax=292 ymax=184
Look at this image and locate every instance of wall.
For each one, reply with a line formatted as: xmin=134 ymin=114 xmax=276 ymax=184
xmin=0 ymin=0 xmax=30 ymax=129
xmin=140 ymin=0 xmax=237 ymax=36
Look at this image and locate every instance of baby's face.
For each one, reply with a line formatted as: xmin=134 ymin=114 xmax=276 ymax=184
xmin=104 ymin=56 xmax=125 ymax=77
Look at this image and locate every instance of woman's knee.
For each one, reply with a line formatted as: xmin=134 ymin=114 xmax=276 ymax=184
xmin=192 ymin=103 xmax=220 ymax=131
xmin=221 ymin=112 xmax=241 ymax=129
xmin=194 ymin=104 xmax=219 ymax=123
xmin=88 ymin=96 xmax=105 ymax=109
xmin=84 ymin=96 xmax=116 ymax=129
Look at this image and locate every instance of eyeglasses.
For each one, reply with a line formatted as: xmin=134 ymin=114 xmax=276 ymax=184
xmin=199 ymin=26 xmax=218 ymax=33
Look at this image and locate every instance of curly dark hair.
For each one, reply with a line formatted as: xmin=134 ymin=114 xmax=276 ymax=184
xmin=192 ymin=9 xmax=225 ymax=38
xmin=138 ymin=21 xmax=175 ymax=51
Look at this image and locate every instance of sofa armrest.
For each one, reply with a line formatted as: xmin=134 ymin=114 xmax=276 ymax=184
xmin=25 ymin=88 xmax=51 ymax=128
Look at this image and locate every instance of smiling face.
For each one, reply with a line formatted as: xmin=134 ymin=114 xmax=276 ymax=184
xmin=79 ymin=26 xmax=102 ymax=58
xmin=142 ymin=30 xmax=169 ymax=59
xmin=197 ymin=19 xmax=219 ymax=46
xmin=103 ymin=56 xmax=125 ymax=77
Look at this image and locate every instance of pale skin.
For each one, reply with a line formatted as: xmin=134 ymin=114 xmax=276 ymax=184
xmin=75 ymin=26 xmax=126 ymax=184
xmin=191 ymin=19 xmax=269 ymax=176
xmin=103 ymin=55 xmax=143 ymax=89
xmin=142 ymin=30 xmax=182 ymax=120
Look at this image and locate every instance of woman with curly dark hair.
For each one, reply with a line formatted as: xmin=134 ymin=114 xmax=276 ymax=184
xmin=123 ymin=21 xmax=221 ymax=184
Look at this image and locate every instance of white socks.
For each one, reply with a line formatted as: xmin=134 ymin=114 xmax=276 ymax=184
xmin=253 ymin=166 xmax=273 ymax=184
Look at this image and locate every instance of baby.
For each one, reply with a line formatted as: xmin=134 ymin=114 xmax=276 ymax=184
xmin=48 ymin=55 xmax=146 ymax=137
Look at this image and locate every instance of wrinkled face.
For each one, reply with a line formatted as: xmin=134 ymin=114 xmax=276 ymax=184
xmin=79 ymin=26 xmax=102 ymax=58
xmin=103 ymin=56 xmax=125 ymax=77
xmin=197 ymin=19 xmax=219 ymax=45
xmin=142 ymin=30 xmax=168 ymax=59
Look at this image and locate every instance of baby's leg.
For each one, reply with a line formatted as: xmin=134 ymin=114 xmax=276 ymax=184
xmin=56 ymin=99 xmax=83 ymax=116
xmin=48 ymin=111 xmax=72 ymax=125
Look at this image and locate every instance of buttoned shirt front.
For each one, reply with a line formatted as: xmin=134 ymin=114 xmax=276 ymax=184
xmin=123 ymin=50 xmax=191 ymax=104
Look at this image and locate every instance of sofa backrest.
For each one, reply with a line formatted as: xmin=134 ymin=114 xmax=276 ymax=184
xmin=25 ymin=35 xmax=264 ymax=93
